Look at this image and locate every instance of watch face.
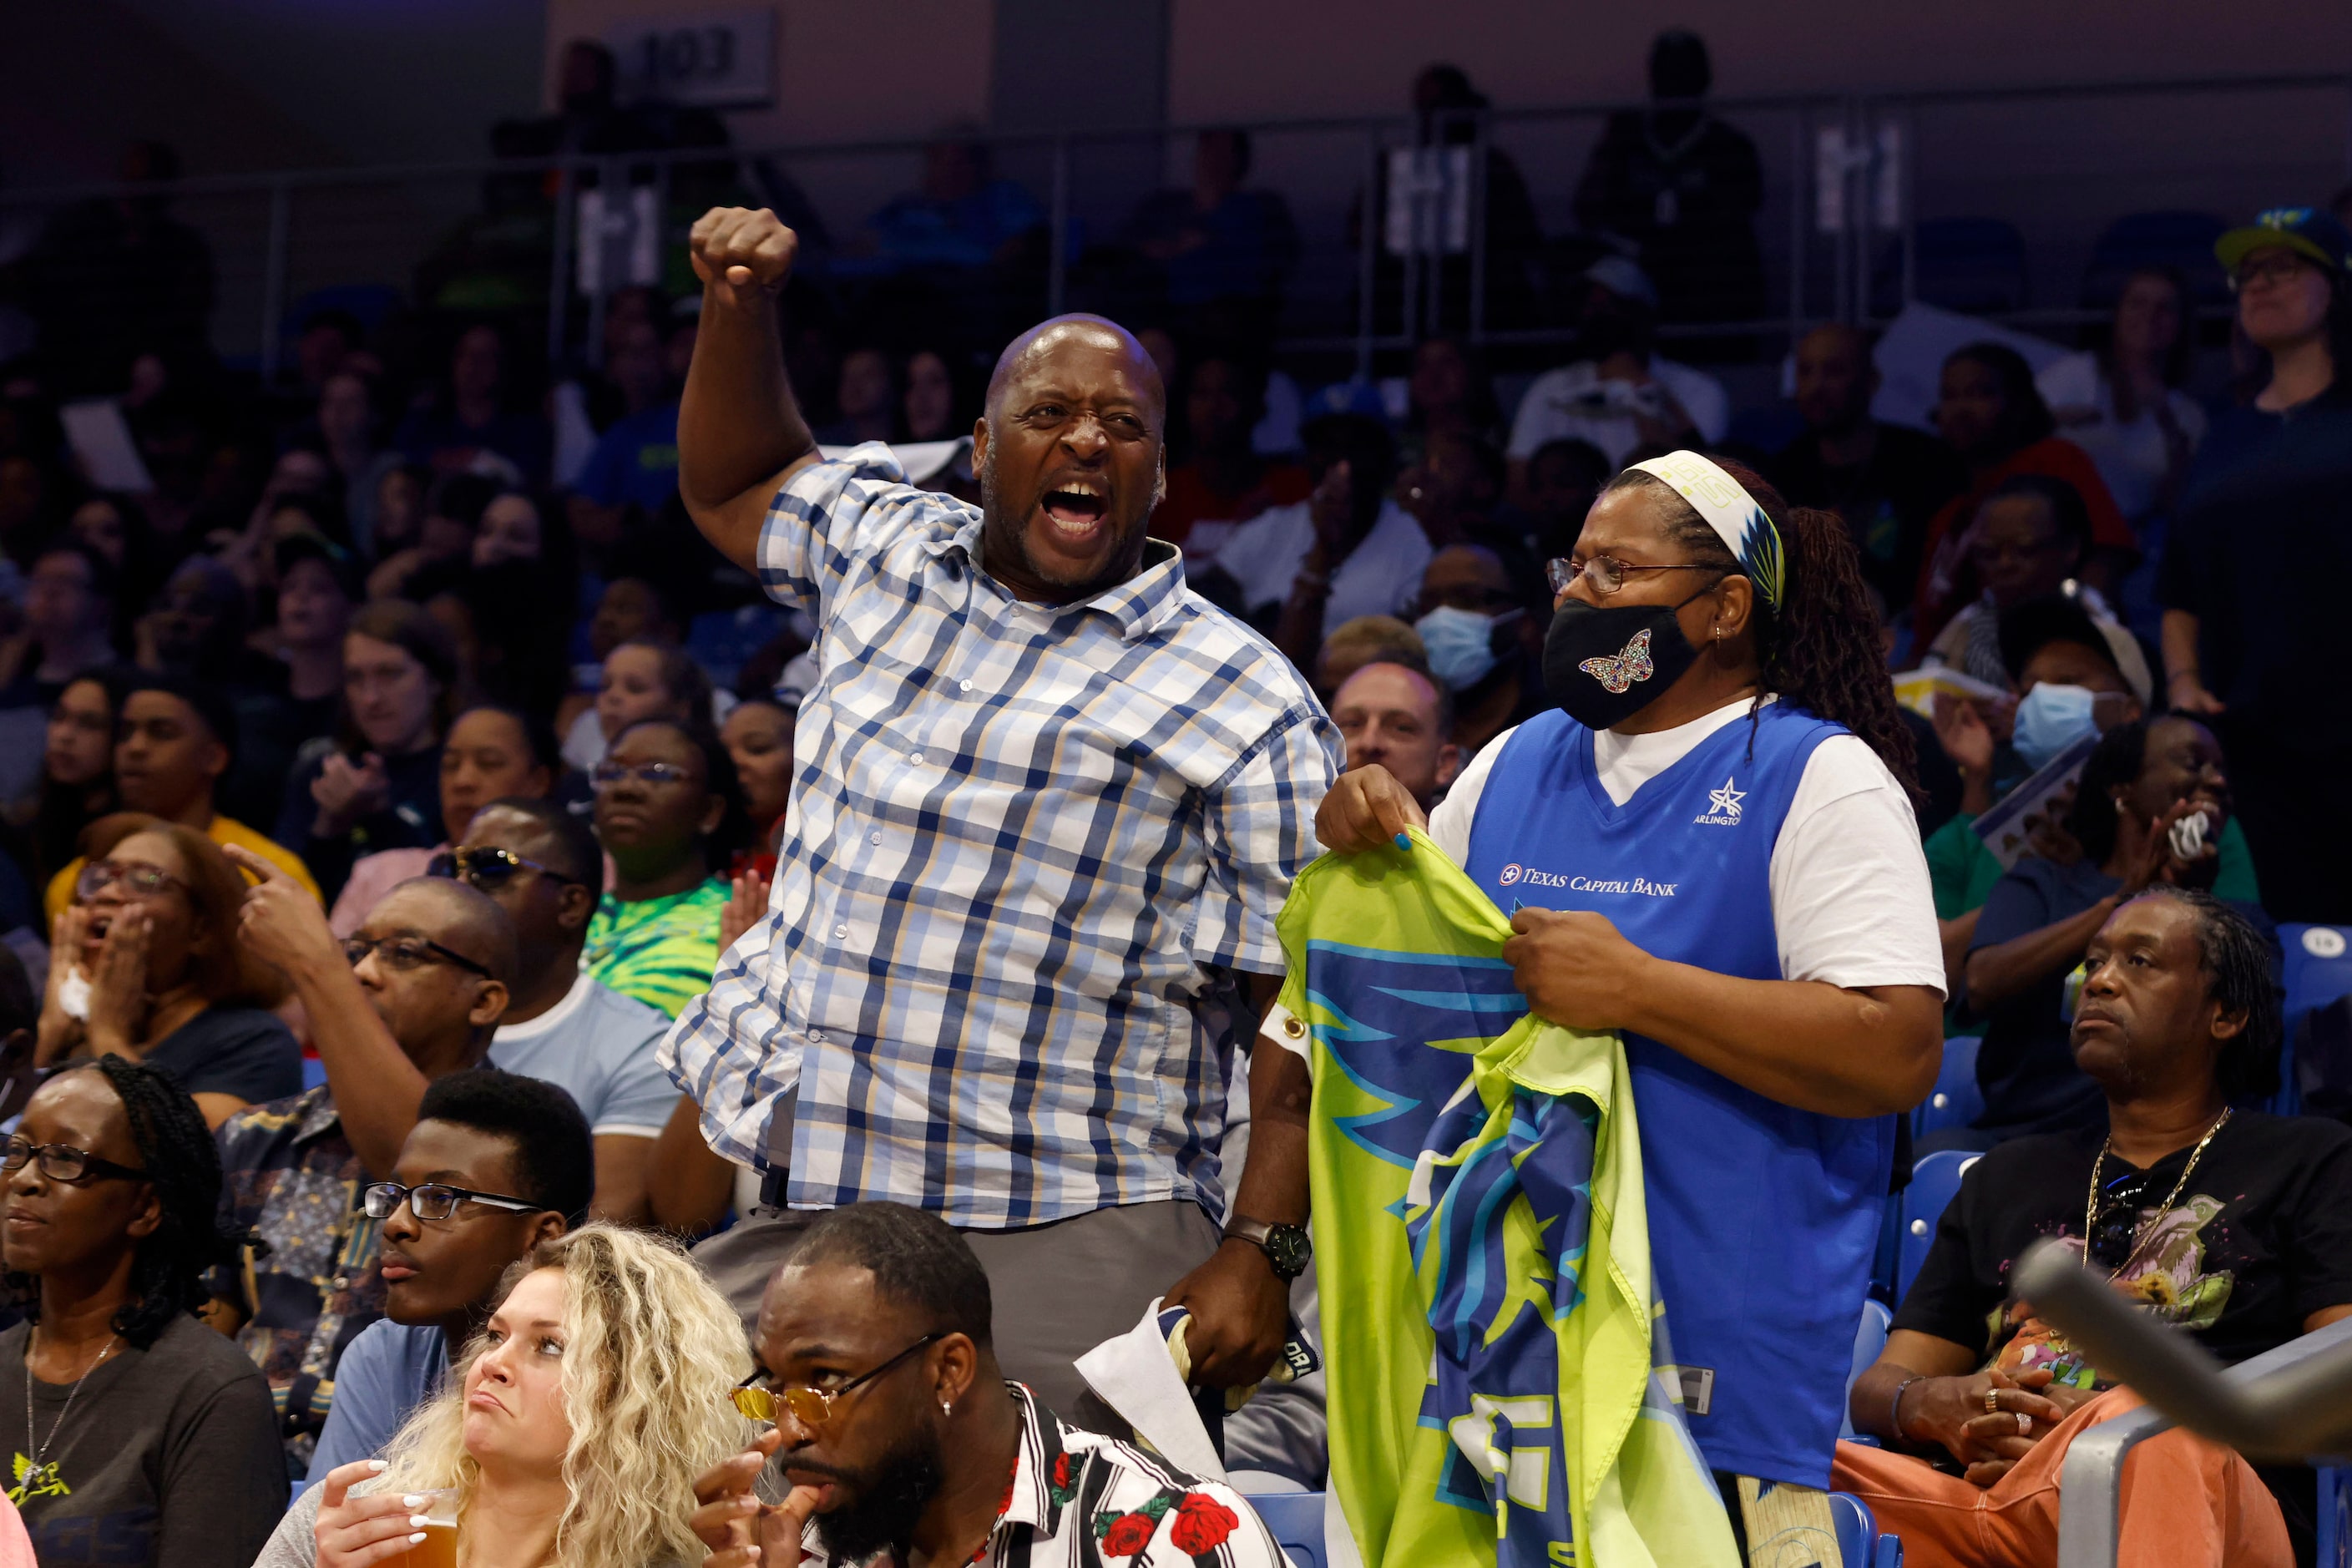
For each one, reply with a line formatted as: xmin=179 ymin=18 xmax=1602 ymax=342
xmin=1265 ymin=1224 xmax=1312 ymax=1277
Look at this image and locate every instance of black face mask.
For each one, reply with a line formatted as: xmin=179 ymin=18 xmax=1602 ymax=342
xmin=1542 ymin=591 xmax=1707 ymax=730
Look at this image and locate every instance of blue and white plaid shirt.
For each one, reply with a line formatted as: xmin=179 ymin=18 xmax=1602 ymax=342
xmin=660 ymin=447 xmax=1339 ymax=1228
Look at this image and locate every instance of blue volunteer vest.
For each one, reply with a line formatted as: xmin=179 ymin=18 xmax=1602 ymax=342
xmin=1463 ymin=703 xmax=1893 ymax=1487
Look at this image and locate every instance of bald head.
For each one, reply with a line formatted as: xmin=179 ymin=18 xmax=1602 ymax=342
xmin=970 ymin=314 xmax=1169 ymax=605
xmin=380 ymin=877 xmax=520 ymax=987
xmin=985 ymin=315 xmax=1165 ymax=427
xmin=1794 ymin=323 xmax=1877 ymax=435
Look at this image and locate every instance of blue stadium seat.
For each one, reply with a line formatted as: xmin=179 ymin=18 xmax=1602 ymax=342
xmin=685 ymin=604 xmax=792 ymax=694
xmin=281 ymin=282 xmax=406 ymax=345
xmin=2081 ymin=210 xmax=2228 ymax=308
xmin=2276 ymin=924 xmax=2352 ymax=1115
xmin=1240 ymin=1491 xmax=1324 ymax=1568
xmin=1874 ymin=217 xmax=2029 ymax=316
xmin=2319 ymin=1464 xmax=2347 ymax=1568
xmin=1913 ymin=1037 xmax=1983 ymax=1139
xmin=1898 ymin=1151 xmax=1978 ymax=1300
xmin=1841 ymin=1299 xmax=1894 ymax=1439
xmin=1827 ymin=1491 xmax=1904 ymax=1568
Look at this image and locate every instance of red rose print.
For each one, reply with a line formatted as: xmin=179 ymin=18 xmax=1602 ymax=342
xmin=1052 ymin=1453 xmax=1073 ymax=1490
xmin=1099 ymin=1511 xmax=1157 ymax=1557
xmin=1167 ymin=1493 xmax=1239 ymax=1555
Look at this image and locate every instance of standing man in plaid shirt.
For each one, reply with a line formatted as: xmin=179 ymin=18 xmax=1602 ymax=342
xmin=662 ymin=206 xmax=1338 ymax=1419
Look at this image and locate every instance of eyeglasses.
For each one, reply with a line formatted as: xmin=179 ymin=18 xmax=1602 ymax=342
xmin=1545 ymin=555 xmax=1722 ymax=598
xmin=74 ymin=859 xmax=186 ymax=903
xmin=731 ymin=1332 xmax=945 ymax=1428
xmin=428 ymin=846 xmax=583 ymax=892
xmin=341 ymin=933 xmax=497 ymax=979
xmin=3 ymin=1136 xmax=148 ymax=1186
xmin=591 ymin=760 xmax=695 ymax=789
xmin=359 ymin=1181 xmax=542 ymax=1222
xmin=2228 ymin=253 xmax=2318 ymax=292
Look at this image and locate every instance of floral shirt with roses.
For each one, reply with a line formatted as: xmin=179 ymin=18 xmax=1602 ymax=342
xmin=794 ymin=1383 xmax=1289 ymax=1568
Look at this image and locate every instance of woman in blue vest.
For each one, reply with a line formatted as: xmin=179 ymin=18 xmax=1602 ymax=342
xmin=1320 ymin=450 xmax=1945 ymax=1510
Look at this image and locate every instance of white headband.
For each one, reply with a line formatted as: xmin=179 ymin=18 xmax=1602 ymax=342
xmin=1628 ymin=450 xmax=1785 ymax=612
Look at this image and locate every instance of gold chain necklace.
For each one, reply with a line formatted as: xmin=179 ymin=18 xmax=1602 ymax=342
xmin=2082 ymin=1107 xmax=2231 ymax=1278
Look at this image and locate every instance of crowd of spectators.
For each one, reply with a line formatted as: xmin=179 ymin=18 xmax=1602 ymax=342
xmin=0 ymin=33 xmax=2344 ymax=1568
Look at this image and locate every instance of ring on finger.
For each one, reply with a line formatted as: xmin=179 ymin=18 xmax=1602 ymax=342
xmin=2016 ymin=1411 xmax=2031 ymax=1435
xmin=1984 ymin=1388 xmax=2001 ymax=1414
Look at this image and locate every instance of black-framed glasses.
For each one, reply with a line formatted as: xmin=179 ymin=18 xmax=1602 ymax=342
xmin=731 ymin=1332 xmax=946 ymax=1427
xmin=591 ymin=760 xmax=695 ymax=789
xmin=1545 ymin=555 xmax=1724 ymax=598
xmin=341 ymin=933 xmax=496 ymax=979
xmin=360 ymin=1181 xmax=542 ymax=1222
xmin=2228 ymin=253 xmax=2317 ymax=292
xmin=74 ymin=859 xmax=187 ymax=903
xmin=428 ymin=846 xmax=584 ymax=892
xmin=3 ymin=1136 xmax=149 ymax=1186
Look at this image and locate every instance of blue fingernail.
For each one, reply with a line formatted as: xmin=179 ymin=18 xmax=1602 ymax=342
xmin=1393 ymin=832 xmax=1412 ymax=850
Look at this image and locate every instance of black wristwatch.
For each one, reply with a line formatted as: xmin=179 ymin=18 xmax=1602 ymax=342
xmin=1224 ymin=1216 xmax=1312 ymax=1282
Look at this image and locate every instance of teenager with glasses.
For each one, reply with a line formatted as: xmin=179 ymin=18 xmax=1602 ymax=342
xmin=1318 ymin=452 xmax=1942 ymax=1547
xmin=584 ymin=717 xmax=750 ymax=1020
xmin=266 ymin=1227 xmax=750 ymax=1568
xmin=303 ymin=1070 xmax=591 ymax=1487
xmin=34 ymin=814 xmax=300 ymax=1126
xmin=211 ymin=861 xmax=519 ymax=1474
xmin=0 ymin=1055 xmax=286 ymax=1567
xmin=445 ymin=797 xmax=680 ymax=1224
xmin=327 ymin=704 xmax=559 ymax=938
xmin=1841 ymin=888 xmax=2352 ymax=1565
xmin=2160 ymin=206 xmax=2352 ymax=924
xmin=689 ymin=1202 xmax=1287 ymax=1568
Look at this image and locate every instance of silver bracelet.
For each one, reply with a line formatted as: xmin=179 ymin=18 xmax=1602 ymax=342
xmin=1888 ymin=1373 xmax=1928 ymax=1440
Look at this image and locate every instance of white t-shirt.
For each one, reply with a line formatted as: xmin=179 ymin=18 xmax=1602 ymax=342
xmin=1428 ymin=697 xmax=1946 ymax=996
xmin=1505 ymin=357 xmax=1732 ymax=467
xmin=1211 ymin=498 xmax=1432 ymax=629
xmin=2033 ymin=351 xmax=2206 ymax=523
xmin=488 ymin=969 xmax=680 ymax=1137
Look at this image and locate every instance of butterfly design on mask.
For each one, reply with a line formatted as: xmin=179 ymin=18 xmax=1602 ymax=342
xmin=1578 ymin=628 xmax=1657 ymax=695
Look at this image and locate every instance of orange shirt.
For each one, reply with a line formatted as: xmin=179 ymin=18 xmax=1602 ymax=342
xmin=1151 ymin=462 xmax=1313 ymax=549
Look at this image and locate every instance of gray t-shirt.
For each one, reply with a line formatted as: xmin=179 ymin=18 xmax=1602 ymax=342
xmin=253 ymin=1480 xmax=327 ymax=1568
xmin=0 ymin=1313 xmax=286 ymax=1568
xmin=488 ymin=971 xmax=678 ymax=1137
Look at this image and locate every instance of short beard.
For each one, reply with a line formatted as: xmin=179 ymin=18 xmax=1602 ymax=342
xmin=809 ymin=1426 xmax=947 ymax=1565
xmin=975 ymin=459 xmax=1144 ymax=602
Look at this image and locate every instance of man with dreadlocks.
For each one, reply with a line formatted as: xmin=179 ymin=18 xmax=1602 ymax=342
xmin=1318 ymin=451 xmax=1945 ymax=1550
xmin=0 ymin=1056 xmax=285 ymax=1567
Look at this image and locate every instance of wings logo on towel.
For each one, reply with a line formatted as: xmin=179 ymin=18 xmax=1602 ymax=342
xmin=1579 ymin=627 xmax=1655 ymax=694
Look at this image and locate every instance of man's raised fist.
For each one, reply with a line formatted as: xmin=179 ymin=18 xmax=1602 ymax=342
xmin=689 ymin=207 xmax=798 ymax=301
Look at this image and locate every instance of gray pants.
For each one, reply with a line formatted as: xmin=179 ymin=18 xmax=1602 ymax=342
xmin=692 ymin=1198 xmax=1222 ymax=1428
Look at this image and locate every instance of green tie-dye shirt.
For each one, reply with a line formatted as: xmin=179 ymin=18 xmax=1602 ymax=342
xmin=584 ymin=878 xmax=729 ymax=1019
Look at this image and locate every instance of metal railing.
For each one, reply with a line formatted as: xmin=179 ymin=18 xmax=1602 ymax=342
xmin=3 ymin=71 xmax=2347 ymax=384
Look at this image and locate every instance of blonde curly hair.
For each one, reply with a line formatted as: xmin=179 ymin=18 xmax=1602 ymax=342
xmin=377 ymin=1224 xmax=754 ymax=1568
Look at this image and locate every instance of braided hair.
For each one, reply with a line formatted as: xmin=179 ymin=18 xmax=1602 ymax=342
xmin=1607 ymin=458 xmax=1920 ymax=801
xmin=5 ymin=1057 xmax=241 ymax=1348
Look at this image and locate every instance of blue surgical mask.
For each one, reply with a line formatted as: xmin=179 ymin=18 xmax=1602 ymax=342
xmin=1415 ymin=606 xmax=1511 ymax=691
xmin=2013 ymin=683 xmax=2098 ymax=771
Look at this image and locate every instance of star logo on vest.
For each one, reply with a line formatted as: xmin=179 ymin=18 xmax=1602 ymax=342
xmin=1694 ymin=776 xmax=1744 ymax=827
xmin=1498 ymin=862 xmax=1525 ymax=886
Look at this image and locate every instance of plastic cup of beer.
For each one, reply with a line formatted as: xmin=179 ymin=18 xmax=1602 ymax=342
xmin=395 ymin=1488 xmax=458 ymax=1568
